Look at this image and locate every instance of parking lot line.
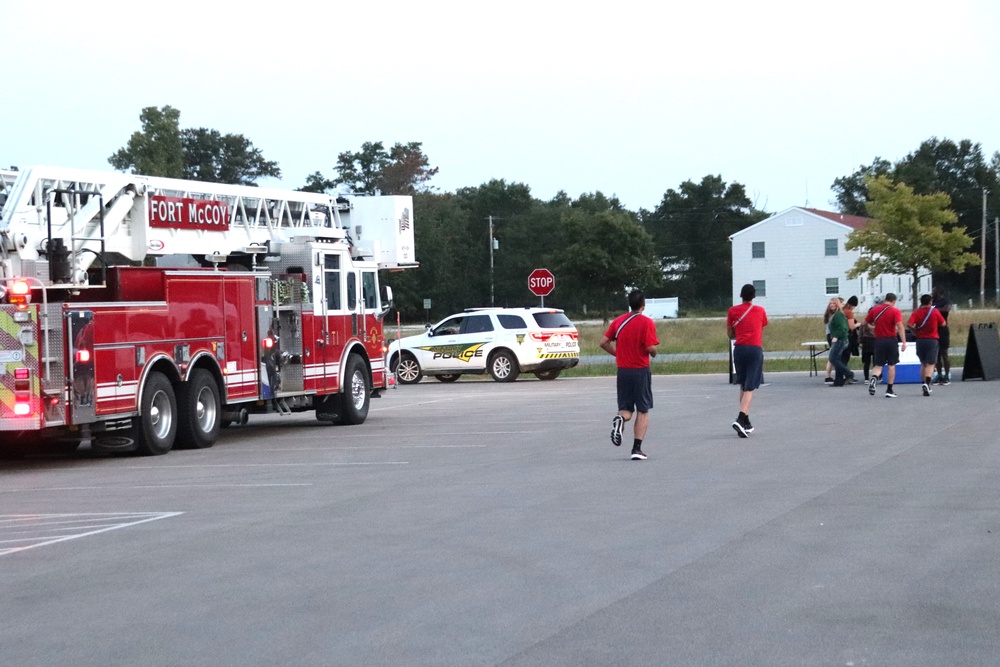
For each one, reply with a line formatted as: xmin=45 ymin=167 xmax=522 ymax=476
xmin=0 ymin=512 xmax=182 ymax=557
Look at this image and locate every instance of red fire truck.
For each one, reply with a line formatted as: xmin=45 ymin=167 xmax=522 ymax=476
xmin=0 ymin=166 xmax=416 ymax=456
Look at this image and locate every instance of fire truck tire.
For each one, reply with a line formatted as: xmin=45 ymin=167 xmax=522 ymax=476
xmin=489 ymin=350 xmax=520 ymax=382
xmin=339 ymin=355 xmax=371 ymax=425
xmin=395 ymin=353 xmax=423 ymax=385
xmin=135 ymin=372 xmax=177 ymax=456
xmin=175 ymin=369 xmax=221 ymax=449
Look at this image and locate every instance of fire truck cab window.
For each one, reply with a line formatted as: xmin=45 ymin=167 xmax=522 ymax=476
xmin=323 ymin=254 xmax=342 ymax=312
xmin=362 ymin=272 xmax=377 ymax=310
xmin=346 ymin=272 xmax=357 ymax=310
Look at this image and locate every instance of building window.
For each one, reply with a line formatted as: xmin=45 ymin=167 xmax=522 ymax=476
xmin=753 ymin=280 xmax=766 ymax=297
xmin=824 ymin=239 xmax=838 ymax=256
xmin=826 ymin=278 xmax=839 ymax=295
xmin=751 ymin=241 xmax=765 ymax=259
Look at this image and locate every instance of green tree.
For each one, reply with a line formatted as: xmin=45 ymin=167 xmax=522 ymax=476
xmin=323 ymin=141 xmax=438 ymax=196
xmin=381 ymin=191 xmax=480 ymax=320
xmin=181 ymin=128 xmax=280 ymax=185
xmin=298 ymin=171 xmax=335 ymax=193
xmin=831 ymin=157 xmax=892 ymax=215
xmin=109 ymin=106 xmax=280 ymax=185
xmin=832 ymin=138 xmax=1000 ymax=299
xmin=379 ymin=142 xmax=439 ymax=195
xmin=845 ymin=176 xmax=980 ymax=308
xmin=108 ymin=105 xmax=185 ymax=177
xmin=454 ymin=179 xmax=538 ymax=308
xmin=641 ymin=175 xmax=765 ymax=309
xmin=554 ymin=206 xmax=660 ymax=321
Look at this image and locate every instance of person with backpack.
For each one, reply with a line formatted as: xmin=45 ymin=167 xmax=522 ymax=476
xmin=907 ymin=293 xmax=948 ymax=397
xmin=600 ymin=289 xmax=660 ymax=460
xmin=864 ymin=292 xmax=907 ymax=398
xmin=727 ymin=283 xmax=768 ymax=438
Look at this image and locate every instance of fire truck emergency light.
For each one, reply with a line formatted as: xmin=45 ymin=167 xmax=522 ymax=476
xmin=76 ymin=349 xmax=91 ymax=363
xmin=10 ymin=280 xmax=31 ymax=309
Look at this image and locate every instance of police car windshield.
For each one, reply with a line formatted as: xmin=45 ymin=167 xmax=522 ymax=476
xmin=532 ymin=312 xmax=573 ymax=328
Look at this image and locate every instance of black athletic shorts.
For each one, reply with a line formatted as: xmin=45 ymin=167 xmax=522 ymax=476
xmin=616 ymin=366 xmax=653 ymax=413
xmin=733 ymin=345 xmax=764 ymax=391
xmin=873 ymin=338 xmax=900 ymax=366
xmin=916 ymin=339 xmax=939 ymax=365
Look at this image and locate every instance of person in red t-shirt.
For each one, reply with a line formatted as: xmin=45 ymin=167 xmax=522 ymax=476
xmin=599 ymin=289 xmax=660 ymax=461
xmin=864 ymin=292 xmax=907 ymax=398
xmin=907 ymin=293 xmax=948 ymax=397
xmin=727 ymin=283 xmax=768 ymax=438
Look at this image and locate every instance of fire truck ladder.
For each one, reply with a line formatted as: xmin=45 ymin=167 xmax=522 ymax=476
xmin=1 ymin=166 xmax=351 ymax=286
xmin=45 ymin=187 xmax=107 ymax=285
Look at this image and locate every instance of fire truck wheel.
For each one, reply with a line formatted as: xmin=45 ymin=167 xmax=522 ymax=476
xmin=489 ymin=350 xmax=520 ymax=382
xmin=339 ymin=355 xmax=371 ymax=425
xmin=395 ymin=353 xmax=423 ymax=385
xmin=175 ymin=369 xmax=221 ymax=449
xmin=135 ymin=372 xmax=178 ymax=456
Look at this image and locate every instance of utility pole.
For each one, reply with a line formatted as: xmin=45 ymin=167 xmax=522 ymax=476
xmin=981 ymin=189 xmax=987 ymax=308
xmin=488 ymin=215 xmax=497 ymax=306
xmin=995 ymin=217 xmax=999 ymax=306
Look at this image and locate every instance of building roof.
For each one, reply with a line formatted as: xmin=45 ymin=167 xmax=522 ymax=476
xmin=802 ymin=208 xmax=870 ymax=230
xmin=729 ymin=206 xmax=871 ymax=240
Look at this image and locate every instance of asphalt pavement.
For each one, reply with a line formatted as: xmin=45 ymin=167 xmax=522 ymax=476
xmin=1 ymin=371 xmax=998 ymax=666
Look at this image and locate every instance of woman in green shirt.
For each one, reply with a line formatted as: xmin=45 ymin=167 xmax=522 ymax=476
xmin=828 ymin=300 xmax=855 ymax=386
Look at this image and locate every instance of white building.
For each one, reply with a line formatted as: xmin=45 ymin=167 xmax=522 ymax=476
xmin=729 ymin=207 xmax=932 ymax=316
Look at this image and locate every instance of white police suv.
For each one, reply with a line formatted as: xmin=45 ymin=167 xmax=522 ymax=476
xmin=387 ymin=307 xmax=580 ymax=383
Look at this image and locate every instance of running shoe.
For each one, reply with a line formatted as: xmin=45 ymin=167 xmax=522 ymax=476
xmin=610 ymin=415 xmax=624 ymax=447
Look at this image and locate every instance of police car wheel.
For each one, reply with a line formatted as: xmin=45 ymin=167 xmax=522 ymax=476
xmin=489 ymin=351 xmax=520 ymax=382
xmin=434 ymin=374 xmax=461 ymax=383
xmin=534 ymin=370 xmax=561 ymax=381
xmin=396 ymin=354 xmax=423 ymax=384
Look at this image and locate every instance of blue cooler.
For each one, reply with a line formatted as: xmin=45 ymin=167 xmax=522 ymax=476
xmin=882 ymin=343 xmax=923 ymax=384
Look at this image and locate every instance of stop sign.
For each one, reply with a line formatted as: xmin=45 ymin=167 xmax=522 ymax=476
xmin=528 ymin=268 xmax=555 ymax=297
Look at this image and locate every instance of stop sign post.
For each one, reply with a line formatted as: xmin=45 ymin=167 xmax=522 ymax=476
xmin=528 ymin=268 xmax=555 ymax=304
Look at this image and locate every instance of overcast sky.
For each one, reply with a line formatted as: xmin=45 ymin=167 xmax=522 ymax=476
xmin=3 ymin=1 xmax=998 ymax=214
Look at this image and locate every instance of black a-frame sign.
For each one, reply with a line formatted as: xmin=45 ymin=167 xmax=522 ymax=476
xmin=962 ymin=323 xmax=1000 ymax=381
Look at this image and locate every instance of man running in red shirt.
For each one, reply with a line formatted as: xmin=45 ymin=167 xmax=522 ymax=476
xmin=600 ymin=289 xmax=660 ymax=460
xmin=865 ymin=292 xmax=907 ymax=398
xmin=727 ymin=283 xmax=768 ymax=438
xmin=907 ymin=293 xmax=947 ymax=397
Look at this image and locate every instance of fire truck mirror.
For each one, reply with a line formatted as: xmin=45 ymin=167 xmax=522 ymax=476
xmin=378 ymin=285 xmax=393 ymax=320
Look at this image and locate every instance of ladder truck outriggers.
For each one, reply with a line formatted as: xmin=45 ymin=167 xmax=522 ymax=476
xmin=0 ymin=166 xmax=416 ymax=456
